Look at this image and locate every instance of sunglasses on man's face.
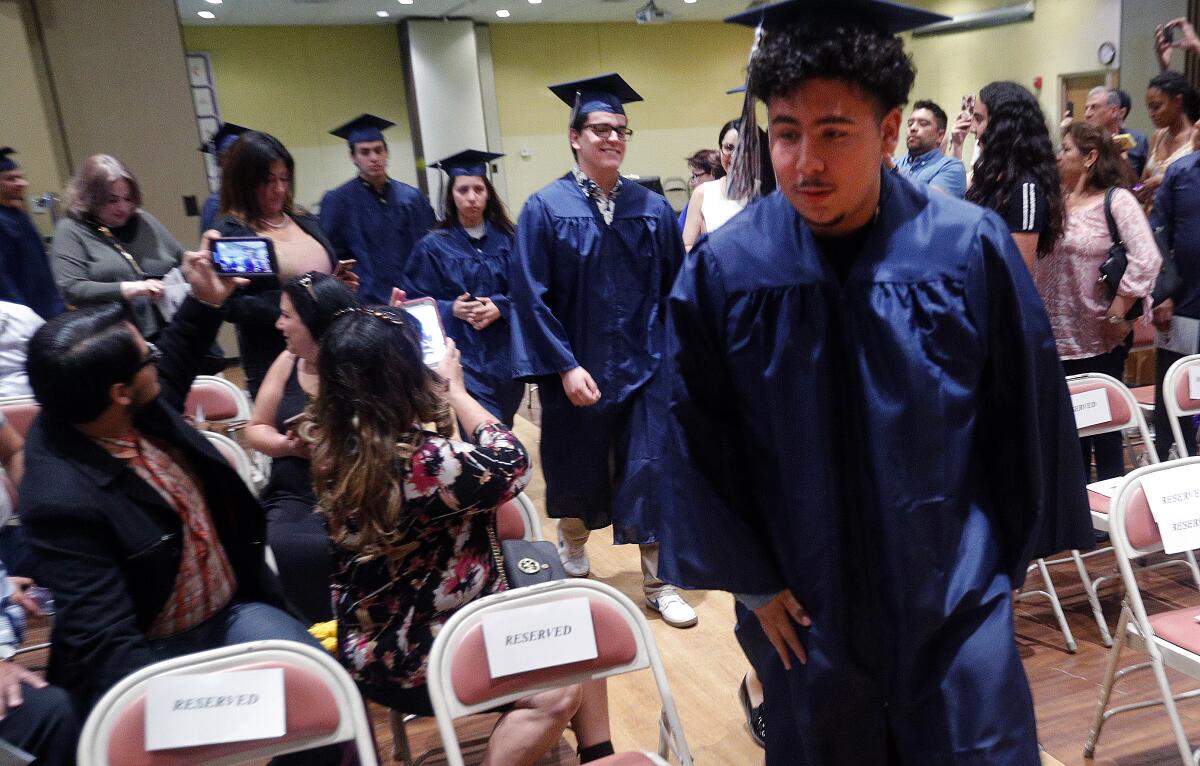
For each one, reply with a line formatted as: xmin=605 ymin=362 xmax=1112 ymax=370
xmin=137 ymin=342 xmax=162 ymax=370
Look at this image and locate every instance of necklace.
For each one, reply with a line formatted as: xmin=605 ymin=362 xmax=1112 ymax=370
xmin=260 ymin=213 xmax=289 ymax=230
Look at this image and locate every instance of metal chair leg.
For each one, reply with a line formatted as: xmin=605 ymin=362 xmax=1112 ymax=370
xmin=389 ymin=710 xmax=413 ymax=765
xmin=1072 ymin=549 xmax=1113 ymax=646
xmin=1085 ymin=606 xmax=1129 ymax=758
xmin=1036 ymin=557 xmax=1077 ymax=653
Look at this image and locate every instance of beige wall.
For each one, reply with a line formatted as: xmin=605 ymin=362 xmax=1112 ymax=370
xmin=0 ymin=0 xmax=67 ymax=237
xmin=182 ymin=24 xmax=418 ymax=213
xmin=33 ymin=0 xmax=209 ymax=244
xmin=1121 ymin=0 xmax=1188 ymax=134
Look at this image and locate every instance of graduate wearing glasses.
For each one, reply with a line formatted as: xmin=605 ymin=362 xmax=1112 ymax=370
xmin=508 ymin=74 xmax=696 ymax=628
xmin=663 ymin=1 xmax=1092 ymax=762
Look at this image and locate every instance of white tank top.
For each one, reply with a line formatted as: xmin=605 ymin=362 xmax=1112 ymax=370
xmin=700 ymin=179 xmax=746 ymax=232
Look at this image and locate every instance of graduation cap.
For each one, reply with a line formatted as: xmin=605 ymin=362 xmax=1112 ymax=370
xmin=330 ymin=114 xmax=396 ymax=147
xmin=725 ymin=0 xmax=947 ymax=34
xmin=548 ymin=73 xmax=643 ymax=125
xmin=0 ymin=148 xmax=16 ymax=173
xmin=430 ymin=149 xmax=504 ymax=179
xmin=200 ymin=122 xmax=250 ymax=156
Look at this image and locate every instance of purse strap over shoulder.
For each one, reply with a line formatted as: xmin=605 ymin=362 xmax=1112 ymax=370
xmin=1103 ymin=187 xmax=1123 ymax=248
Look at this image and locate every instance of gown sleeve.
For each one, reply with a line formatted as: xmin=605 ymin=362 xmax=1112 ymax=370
xmin=660 ymin=238 xmax=789 ymax=595
xmin=318 ymin=188 xmax=364 ymax=264
xmin=508 ymin=195 xmax=579 ymax=379
xmin=403 ymin=235 xmax=459 ymax=331
xmin=969 ymin=211 xmax=1092 ymax=584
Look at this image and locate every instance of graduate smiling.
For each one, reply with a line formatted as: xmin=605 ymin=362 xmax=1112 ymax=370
xmin=662 ymin=1 xmax=1094 ymax=763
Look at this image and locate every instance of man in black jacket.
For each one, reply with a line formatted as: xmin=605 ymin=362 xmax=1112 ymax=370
xmin=18 ymin=243 xmax=324 ymax=718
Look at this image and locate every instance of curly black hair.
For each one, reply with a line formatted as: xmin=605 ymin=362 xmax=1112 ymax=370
xmin=1148 ymin=70 xmax=1200 ymax=123
xmin=747 ymin=22 xmax=915 ymax=116
xmin=967 ymin=82 xmax=1064 ymax=259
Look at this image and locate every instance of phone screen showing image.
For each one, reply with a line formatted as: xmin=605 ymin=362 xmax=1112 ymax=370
xmin=402 ymin=298 xmax=447 ymax=367
xmin=212 ymin=238 xmax=277 ymax=277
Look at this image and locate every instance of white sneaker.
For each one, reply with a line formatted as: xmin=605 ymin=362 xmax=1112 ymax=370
xmin=647 ymin=591 xmax=698 ymax=628
xmin=557 ymin=530 xmax=590 ymax=578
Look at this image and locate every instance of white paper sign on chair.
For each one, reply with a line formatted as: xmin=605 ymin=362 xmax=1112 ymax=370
xmin=482 ymin=597 xmax=598 ymax=678
xmin=1071 ymin=387 xmax=1113 ymax=430
xmin=1189 ymin=367 xmax=1200 ymax=401
xmin=144 ymin=668 xmax=286 ymax=751
xmin=1140 ymin=464 xmax=1200 ymax=554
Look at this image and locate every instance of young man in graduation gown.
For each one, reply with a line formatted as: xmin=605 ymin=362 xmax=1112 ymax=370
xmin=0 ymin=149 xmax=63 ymax=319
xmin=508 ymin=74 xmax=697 ymax=628
xmin=198 ymin=122 xmax=249 ymax=236
xmin=663 ymin=1 xmax=1093 ymax=762
xmin=319 ymin=114 xmax=435 ymax=303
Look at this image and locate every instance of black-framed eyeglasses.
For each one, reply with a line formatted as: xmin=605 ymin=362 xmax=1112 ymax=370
xmin=138 ymin=342 xmax=162 ymax=370
xmin=584 ymin=124 xmax=634 ymax=142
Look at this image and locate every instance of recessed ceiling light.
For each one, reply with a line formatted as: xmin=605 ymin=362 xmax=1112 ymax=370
xmin=684 ymin=0 xmax=697 ymax=3
xmin=528 ymin=0 xmax=541 ymax=4
xmin=197 ymin=10 xmax=215 ymax=18
xmin=496 ymin=9 xmax=510 ymax=17
xmin=377 ymin=10 xmax=389 ymax=16
xmin=398 ymin=0 xmax=413 ymax=4
xmin=205 ymin=0 xmax=222 ymax=4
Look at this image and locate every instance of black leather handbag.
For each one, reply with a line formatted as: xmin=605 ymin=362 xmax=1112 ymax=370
xmin=1098 ymin=187 xmax=1181 ymax=319
xmin=501 ymin=539 xmax=567 ymax=587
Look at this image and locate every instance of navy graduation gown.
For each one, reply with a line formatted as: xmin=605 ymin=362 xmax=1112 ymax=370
xmin=319 ymin=177 xmax=435 ymax=303
xmin=0 ymin=206 xmax=63 ymax=319
xmin=199 ymin=191 xmax=220 ymax=236
xmin=404 ymin=222 xmax=524 ymax=425
xmin=664 ymin=173 xmax=1091 ymax=764
xmin=509 ymin=175 xmax=683 ymax=541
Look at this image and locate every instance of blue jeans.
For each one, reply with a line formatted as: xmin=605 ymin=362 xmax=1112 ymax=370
xmin=148 ymin=600 xmax=323 ymax=661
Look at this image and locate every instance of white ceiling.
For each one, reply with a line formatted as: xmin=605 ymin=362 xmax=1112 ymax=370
xmin=176 ymin=0 xmax=758 ymax=26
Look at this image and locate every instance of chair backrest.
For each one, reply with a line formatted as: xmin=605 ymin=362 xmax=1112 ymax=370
xmin=185 ymin=376 xmax=251 ymax=424
xmin=0 ymin=395 xmax=40 ymax=438
xmin=427 ymin=579 xmax=692 ymax=766
xmin=1162 ymin=354 xmax=1200 ymax=457
xmin=77 ymin=639 xmax=378 ymax=766
xmin=495 ymin=492 xmax=544 ymax=543
xmin=201 ymin=431 xmax=256 ymax=493
xmin=1066 ymin=373 xmax=1156 ymax=459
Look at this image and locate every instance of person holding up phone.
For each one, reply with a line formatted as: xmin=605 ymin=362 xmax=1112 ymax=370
xmin=244 ymin=272 xmax=357 ymax=624
xmin=211 ymin=131 xmax=343 ymax=397
xmin=1157 ymin=18 xmax=1200 ymax=70
xmin=403 ymin=150 xmax=525 ymax=426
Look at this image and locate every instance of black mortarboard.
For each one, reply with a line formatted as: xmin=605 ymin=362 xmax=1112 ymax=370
xmin=200 ymin=122 xmax=250 ymax=156
xmin=330 ymin=114 xmax=396 ymax=147
xmin=548 ymin=73 xmax=643 ymax=120
xmin=0 ymin=148 xmax=16 ymax=173
xmin=430 ymin=149 xmax=505 ymax=179
xmin=725 ymin=0 xmax=946 ymax=34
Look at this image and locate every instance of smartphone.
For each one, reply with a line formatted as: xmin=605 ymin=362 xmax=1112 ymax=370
xmin=1165 ymin=21 xmax=1178 ymax=43
xmin=402 ymin=297 xmax=448 ymax=367
xmin=961 ymin=94 xmax=976 ymax=114
xmin=282 ymin=412 xmax=306 ymax=430
xmin=1066 ymin=100 xmax=1075 ymax=118
xmin=335 ymin=259 xmax=357 ymax=275
xmin=211 ymin=237 xmax=277 ymax=277
xmin=1114 ymin=133 xmax=1137 ymax=152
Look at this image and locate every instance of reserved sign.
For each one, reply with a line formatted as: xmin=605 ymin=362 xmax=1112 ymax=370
xmin=144 ymin=668 xmax=286 ymax=751
xmin=1072 ymin=387 xmax=1113 ymax=430
xmin=1190 ymin=367 xmax=1200 ymax=401
xmin=1140 ymin=464 xmax=1200 ymax=554
xmin=482 ymin=597 xmax=598 ymax=678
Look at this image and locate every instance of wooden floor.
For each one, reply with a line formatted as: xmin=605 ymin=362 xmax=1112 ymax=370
xmin=18 ymin=404 xmax=1200 ymax=764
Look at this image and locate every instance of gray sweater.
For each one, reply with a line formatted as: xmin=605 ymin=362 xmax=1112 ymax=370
xmin=51 ymin=211 xmax=183 ymax=337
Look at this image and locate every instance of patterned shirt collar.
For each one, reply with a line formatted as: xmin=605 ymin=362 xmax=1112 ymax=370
xmin=572 ymin=165 xmax=622 ymax=225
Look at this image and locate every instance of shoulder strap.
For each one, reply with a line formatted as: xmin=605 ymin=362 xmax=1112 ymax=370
xmin=1103 ymin=187 xmax=1123 ymax=247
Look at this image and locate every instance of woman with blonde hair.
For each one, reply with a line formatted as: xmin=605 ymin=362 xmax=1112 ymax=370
xmin=51 ymin=154 xmax=183 ymax=338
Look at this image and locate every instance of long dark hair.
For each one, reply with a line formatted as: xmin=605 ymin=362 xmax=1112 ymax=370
xmin=1148 ymin=70 xmax=1200 ymax=123
xmin=1063 ymin=121 xmax=1136 ymax=192
xmin=437 ymin=175 xmax=515 ymax=235
xmin=281 ymin=272 xmax=359 ymax=343
xmin=967 ymin=82 xmax=1064 ymax=259
xmin=312 ymin=307 xmax=451 ymax=558
xmin=219 ymin=131 xmax=295 ymax=224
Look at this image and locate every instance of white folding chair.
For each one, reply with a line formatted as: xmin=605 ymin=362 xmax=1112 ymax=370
xmin=1084 ymin=458 xmax=1200 ymax=765
xmin=200 ymin=430 xmax=257 ymax=495
xmin=77 ymin=639 xmax=378 ymax=765
xmin=1163 ymin=354 xmax=1200 ymax=460
xmin=185 ymin=375 xmax=251 ymax=425
xmin=0 ymin=395 xmax=39 ymax=438
xmin=427 ymin=579 xmax=691 ymax=766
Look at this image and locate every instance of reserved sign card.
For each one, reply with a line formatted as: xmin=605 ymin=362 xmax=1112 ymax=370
xmin=144 ymin=668 xmax=286 ymax=751
xmin=1086 ymin=477 xmax=1124 ymax=498
xmin=1072 ymin=387 xmax=1113 ymax=430
xmin=1140 ymin=464 xmax=1200 ymax=554
xmin=482 ymin=597 xmax=598 ymax=678
xmin=1190 ymin=367 xmax=1200 ymax=401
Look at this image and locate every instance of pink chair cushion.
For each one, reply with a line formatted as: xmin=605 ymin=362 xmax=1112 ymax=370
xmin=185 ymin=385 xmax=240 ymax=421
xmin=1088 ymin=490 xmax=1111 ymax=516
xmin=1 ymin=403 xmax=39 ymax=437
xmin=1132 ymin=385 xmax=1156 ymax=407
xmin=1124 ymin=485 xmax=1162 ymax=551
xmin=1068 ymin=380 xmax=1133 ymax=432
xmin=496 ymin=501 xmax=524 ymax=542
xmin=1148 ymin=607 xmax=1200 ymax=655
xmin=591 ymin=753 xmax=661 ymax=765
xmin=105 ymin=661 xmax=341 ymax=765
xmin=1175 ymin=368 xmax=1200 ymax=415
xmin=450 ymin=601 xmax=638 ymax=707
